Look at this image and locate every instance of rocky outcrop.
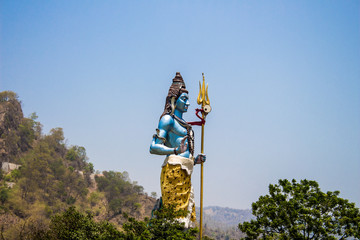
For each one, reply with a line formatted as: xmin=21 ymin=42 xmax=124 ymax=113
xmin=1 ymin=162 xmax=21 ymax=173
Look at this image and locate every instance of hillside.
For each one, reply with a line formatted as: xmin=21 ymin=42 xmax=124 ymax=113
xmin=0 ymin=91 xmax=250 ymax=239
xmin=0 ymin=91 xmax=157 ymax=239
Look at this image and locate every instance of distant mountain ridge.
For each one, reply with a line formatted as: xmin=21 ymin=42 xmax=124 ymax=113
xmin=202 ymin=206 xmax=254 ymax=227
xmin=197 ymin=206 xmax=254 ymax=228
xmin=195 ymin=206 xmax=254 ymax=239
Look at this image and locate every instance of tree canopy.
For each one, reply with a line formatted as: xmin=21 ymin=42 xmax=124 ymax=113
xmin=19 ymin=205 xmax=198 ymax=240
xmin=121 ymin=205 xmax=198 ymax=240
xmin=239 ymin=179 xmax=360 ymax=240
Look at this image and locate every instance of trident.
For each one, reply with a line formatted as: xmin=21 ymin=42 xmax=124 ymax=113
xmin=187 ymin=73 xmax=211 ymax=238
xmin=195 ymin=73 xmax=211 ymax=239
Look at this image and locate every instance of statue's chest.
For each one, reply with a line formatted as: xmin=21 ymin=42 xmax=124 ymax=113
xmin=169 ymin=121 xmax=188 ymax=137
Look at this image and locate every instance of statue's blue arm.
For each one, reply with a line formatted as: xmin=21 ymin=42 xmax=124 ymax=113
xmin=149 ymin=115 xmax=175 ymax=155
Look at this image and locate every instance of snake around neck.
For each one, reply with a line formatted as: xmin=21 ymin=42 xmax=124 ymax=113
xmin=172 ymin=114 xmax=194 ymax=157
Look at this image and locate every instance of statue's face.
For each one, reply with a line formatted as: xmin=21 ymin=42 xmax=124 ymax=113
xmin=176 ymin=93 xmax=190 ymax=113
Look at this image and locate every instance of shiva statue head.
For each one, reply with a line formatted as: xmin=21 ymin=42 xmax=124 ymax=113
xmin=160 ymin=72 xmax=189 ymax=119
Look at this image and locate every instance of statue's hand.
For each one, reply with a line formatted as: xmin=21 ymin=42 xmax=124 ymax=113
xmin=195 ymin=154 xmax=206 ymax=165
xmin=175 ymin=136 xmax=188 ymax=154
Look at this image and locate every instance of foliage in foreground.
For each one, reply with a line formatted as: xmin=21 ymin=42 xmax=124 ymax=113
xmin=239 ymin=179 xmax=360 ymax=240
xmin=47 ymin=206 xmax=122 ymax=239
xmin=22 ymin=205 xmax=198 ymax=240
xmin=122 ymin=205 xmax=198 ymax=240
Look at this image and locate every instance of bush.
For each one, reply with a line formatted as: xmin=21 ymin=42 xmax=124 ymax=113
xmin=47 ymin=206 xmax=124 ymax=240
xmin=122 ymin=205 xmax=198 ymax=240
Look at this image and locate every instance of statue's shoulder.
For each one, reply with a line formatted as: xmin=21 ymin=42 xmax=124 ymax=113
xmin=158 ymin=114 xmax=174 ymax=130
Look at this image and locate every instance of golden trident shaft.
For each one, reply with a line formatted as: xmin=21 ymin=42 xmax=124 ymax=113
xmin=197 ymin=73 xmax=211 ymax=240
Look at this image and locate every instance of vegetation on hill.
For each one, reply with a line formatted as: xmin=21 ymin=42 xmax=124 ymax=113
xmin=0 ymin=91 xmax=158 ymax=239
xmin=96 ymin=171 xmax=144 ymax=217
xmin=0 ymin=91 xmax=40 ymax=162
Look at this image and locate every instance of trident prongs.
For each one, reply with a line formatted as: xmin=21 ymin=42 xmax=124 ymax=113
xmin=197 ymin=73 xmax=210 ymax=108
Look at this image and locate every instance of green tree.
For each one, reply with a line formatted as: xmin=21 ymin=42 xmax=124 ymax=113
xmin=31 ymin=205 xmax=198 ymax=240
xmin=66 ymin=145 xmax=88 ymax=170
xmin=0 ymin=91 xmax=19 ymax=102
xmin=47 ymin=206 xmax=124 ymax=240
xmin=0 ymin=91 xmax=23 ymax=161
xmin=18 ymin=118 xmax=36 ymax=151
xmin=151 ymin=192 xmax=157 ymax=199
xmin=45 ymin=128 xmax=66 ymax=156
xmin=122 ymin=205 xmax=198 ymax=240
xmin=17 ymin=112 xmax=42 ymax=152
xmin=239 ymin=179 xmax=360 ymax=240
xmin=29 ymin=112 xmax=42 ymax=138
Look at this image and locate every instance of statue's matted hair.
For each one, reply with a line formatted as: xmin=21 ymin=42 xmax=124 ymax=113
xmin=160 ymin=72 xmax=188 ymax=119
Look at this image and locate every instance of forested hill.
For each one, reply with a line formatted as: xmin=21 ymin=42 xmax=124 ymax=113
xmin=0 ymin=91 xmax=253 ymax=239
xmin=0 ymin=91 xmax=156 ymax=239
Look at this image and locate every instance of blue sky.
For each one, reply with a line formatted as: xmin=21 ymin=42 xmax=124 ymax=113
xmin=1 ymin=1 xmax=359 ymax=209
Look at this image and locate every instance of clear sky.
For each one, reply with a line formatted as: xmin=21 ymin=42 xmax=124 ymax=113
xmin=1 ymin=1 xmax=359 ymax=210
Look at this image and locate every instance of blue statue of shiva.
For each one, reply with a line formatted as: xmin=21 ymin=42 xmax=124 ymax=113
xmin=150 ymin=72 xmax=205 ymax=228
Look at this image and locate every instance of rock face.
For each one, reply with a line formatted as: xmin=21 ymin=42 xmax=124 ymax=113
xmin=1 ymin=162 xmax=21 ymax=173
